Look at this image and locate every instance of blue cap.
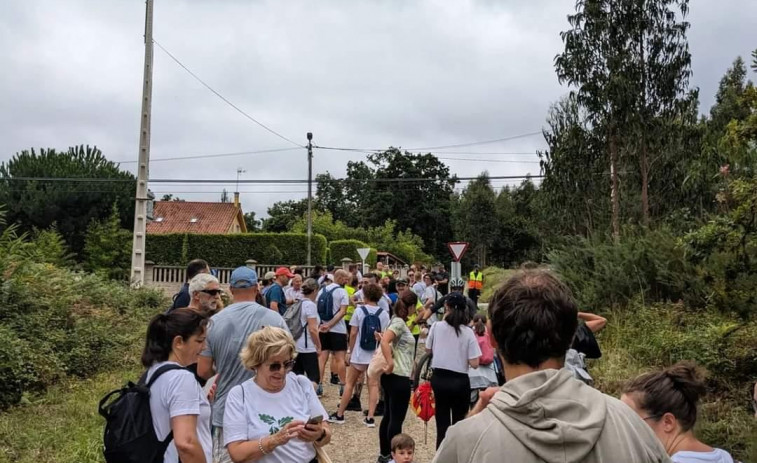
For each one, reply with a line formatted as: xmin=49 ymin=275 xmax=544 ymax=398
xmin=230 ymin=266 xmax=258 ymax=289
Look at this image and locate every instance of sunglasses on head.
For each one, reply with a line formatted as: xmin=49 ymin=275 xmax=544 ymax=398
xmin=200 ymin=289 xmax=222 ymax=296
xmin=267 ymin=359 xmax=295 ymax=372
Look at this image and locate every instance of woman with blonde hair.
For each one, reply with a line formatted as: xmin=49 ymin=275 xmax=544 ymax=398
xmin=223 ymin=326 xmax=331 ymax=462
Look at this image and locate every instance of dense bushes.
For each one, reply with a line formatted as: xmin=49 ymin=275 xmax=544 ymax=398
xmin=0 ymin=240 xmax=164 ymax=410
xmin=146 ymin=232 xmax=328 ymax=267
xmin=328 ymin=239 xmax=377 ymax=266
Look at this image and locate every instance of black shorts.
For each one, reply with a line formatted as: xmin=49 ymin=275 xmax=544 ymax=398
xmin=294 ymin=352 xmax=320 ymax=383
xmin=319 ymin=332 xmax=347 ymax=352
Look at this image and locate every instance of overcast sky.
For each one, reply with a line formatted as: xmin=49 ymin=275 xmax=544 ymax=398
xmin=1 ymin=0 xmax=755 ymax=218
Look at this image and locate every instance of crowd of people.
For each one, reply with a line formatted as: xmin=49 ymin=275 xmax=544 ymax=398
xmin=130 ymin=257 xmax=743 ymax=463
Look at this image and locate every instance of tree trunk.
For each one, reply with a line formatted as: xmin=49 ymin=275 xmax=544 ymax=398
xmin=641 ymin=140 xmax=650 ymax=226
xmin=610 ymin=132 xmax=620 ymax=242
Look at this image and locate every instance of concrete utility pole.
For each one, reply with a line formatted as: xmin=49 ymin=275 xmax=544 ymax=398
xmin=129 ymin=0 xmax=155 ymax=288
xmin=306 ymin=132 xmax=313 ymax=266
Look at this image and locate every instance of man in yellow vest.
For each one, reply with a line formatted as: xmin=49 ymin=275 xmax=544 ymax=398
xmin=468 ymin=263 xmax=484 ymax=305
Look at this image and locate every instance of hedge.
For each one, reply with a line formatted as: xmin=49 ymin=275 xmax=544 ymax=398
xmin=146 ymin=233 xmax=328 ymax=267
xmin=329 ymin=239 xmax=377 ymax=267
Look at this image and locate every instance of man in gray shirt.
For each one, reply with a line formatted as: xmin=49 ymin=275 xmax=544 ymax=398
xmin=198 ymin=266 xmax=288 ymax=463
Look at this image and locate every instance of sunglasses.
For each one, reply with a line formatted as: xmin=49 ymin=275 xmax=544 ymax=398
xmin=201 ymin=289 xmax=222 ymax=296
xmin=267 ymin=360 xmax=295 ymax=372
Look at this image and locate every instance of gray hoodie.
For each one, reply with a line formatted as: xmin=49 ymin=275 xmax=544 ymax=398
xmin=433 ymin=368 xmax=671 ymax=463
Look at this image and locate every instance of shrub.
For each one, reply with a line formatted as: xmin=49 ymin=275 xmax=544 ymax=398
xmin=83 ymin=206 xmax=132 ymax=280
xmin=328 ymin=239 xmax=377 ymax=266
xmin=547 ymin=227 xmax=699 ymax=310
xmin=146 ymin=233 xmax=328 ymax=266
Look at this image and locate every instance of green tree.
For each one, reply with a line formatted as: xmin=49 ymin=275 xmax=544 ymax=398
xmin=261 ymin=199 xmax=312 ymax=232
xmin=243 ymin=211 xmax=260 ymax=232
xmin=83 ymin=205 xmax=132 ymax=280
xmin=452 ymin=173 xmax=498 ymax=265
xmin=343 ymin=148 xmax=455 ymax=258
xmin=0 ymin=146 xmax=135 ymax=255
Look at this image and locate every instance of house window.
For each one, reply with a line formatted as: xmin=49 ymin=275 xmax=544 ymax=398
xmin=154 ymin=217 xmax=164 ymax=222
xmin=190 ymin=218 xmax=198 ymax=223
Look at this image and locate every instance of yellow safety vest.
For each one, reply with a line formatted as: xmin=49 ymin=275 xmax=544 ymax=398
xmin=468 ymin=271 xmax=483 ymax=290
xmin=344 ymin=285 xmax=356 ymax=322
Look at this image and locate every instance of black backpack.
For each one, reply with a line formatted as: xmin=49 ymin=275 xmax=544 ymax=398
xmin=317 ymin=286 xmax=338 ymax=322
xmin=99 ymin=364 xmax=185 ymax=463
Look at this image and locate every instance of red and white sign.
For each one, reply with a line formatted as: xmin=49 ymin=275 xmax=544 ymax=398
xmin=447 ymin=241 xmax=469 ymax=262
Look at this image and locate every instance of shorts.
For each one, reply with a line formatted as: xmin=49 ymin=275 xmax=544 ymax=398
xmin=350 ymin=363 xmax=368 ymax=372
xmin=212 ymin=427 xmax=233 ymax=463
xmin=319 ymin=332 xmax=347 ymax=352
xmin=294 ymin=352 xmax=320 ymax=383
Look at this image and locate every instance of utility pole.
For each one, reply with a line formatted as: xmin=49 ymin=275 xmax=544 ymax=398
xmin=306 ymin=132 xmax=313 ymax=266
xmin=129 ymin=0 xmax=155 ymax=288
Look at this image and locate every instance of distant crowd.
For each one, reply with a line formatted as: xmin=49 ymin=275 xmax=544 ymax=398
xmin=101 ymin=257 xmax=747 ymax=463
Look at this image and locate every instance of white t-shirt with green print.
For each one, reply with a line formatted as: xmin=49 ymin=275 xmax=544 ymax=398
xmin=223 ymin=373 xmax=327 ymax=463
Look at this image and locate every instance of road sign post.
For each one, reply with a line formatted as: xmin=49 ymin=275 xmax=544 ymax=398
xmin=446 ymin=242 xmax=469 ymax=289
xmin=357 ymin=247 xmax=370 ymax=276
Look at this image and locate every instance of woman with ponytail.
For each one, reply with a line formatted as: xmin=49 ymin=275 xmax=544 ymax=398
xmin=426 ymin=292 xmax=481 ymax=449
xmin=374 ymin=290 xmax=418 ymax=463
xmin=621 ymin=361 xmax=735 ymax=463
xmin=141 ymin=308 xmax=211 ymax=463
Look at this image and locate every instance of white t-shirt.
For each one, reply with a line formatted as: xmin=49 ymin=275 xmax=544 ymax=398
xmin=423 ymin=286 xmax=442 ymax=323
xmin=349 ymin=304 xmax=390 ymax=365
xmin=412 ymin=281 xmax=426 ymax=299
xmin=354 ymin=290 xmax=391 ymax=313
xmin=296 ymin=299 xmax=319 ymax=354
xmin=146 ymin=361 xmax=212 ymax=463
xmin=671 ymin=449 xmax=734 ymax=463
xmin=223 ymin=373 xmax=328 ymax=463
xmin=317 ymin=283 xmax=349 ymax=334
xmin=426 ymin=322 xmax=481 ymax=374
xmin=285 ymin=286 xmax=303 ymax=303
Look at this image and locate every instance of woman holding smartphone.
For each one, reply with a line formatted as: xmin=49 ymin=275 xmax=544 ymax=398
xmin=223 ymin=327 xmax=331 ymax=463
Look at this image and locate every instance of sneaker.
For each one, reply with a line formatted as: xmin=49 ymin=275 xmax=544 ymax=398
xmin=330 ymin=373 xmax=340 ymax=385
xmin=346 ymin=396 xmax=362 ymax=412
xmin=377 ymin=455 xmax=391 ymax=463
xmin=363 ymin=417 xmax=376 ymax=428
xmin=316 ymin=383 xmax=323 ymax=397
xmin=327 ymin=412 xmax=345 ymax=424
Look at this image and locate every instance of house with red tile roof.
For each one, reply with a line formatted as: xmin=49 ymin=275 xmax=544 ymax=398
xmin=147 ymin=200 xmax=247 ymax=235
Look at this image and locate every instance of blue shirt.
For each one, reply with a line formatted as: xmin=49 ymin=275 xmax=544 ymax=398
xmin=266 ymin=283 xmax=287 ymax=315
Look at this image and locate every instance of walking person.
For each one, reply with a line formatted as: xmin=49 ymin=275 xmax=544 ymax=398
xmin=376 ymin=291 xmax=418 ymax=463
xmin=168 ymin=259 xmax=210 ymax=312
xmin=329 ymin=282 xmax=390 ymax=424
xmin=292 ymin=278 xmax=323 ymax=389
xmin=317 ymin=269 xmax=350 ymax=394
xmin=197 ymin=266 xmax=288 ymax=463
xmin=267 ymin=267 xmax=294 ymax=315
xmin=467 ymin=264 xmax=484 ymax=306
xmin=141 ymin=308 xmax=212 ymax=463
xmin=222 ymin=327 xmax=332 ymax=463
xmin=425 ymin=292 xmax=480 ymax=449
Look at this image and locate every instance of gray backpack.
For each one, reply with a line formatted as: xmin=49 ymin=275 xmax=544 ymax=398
xmin=283 ymin=300 xmax=306 ymax=343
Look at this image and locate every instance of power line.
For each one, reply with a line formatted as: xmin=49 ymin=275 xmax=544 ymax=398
xmin=153 ymin=40 xmax=303 ymax=148
xmin=437 ymin=157 xmax=540 ymax=164
xmin=115 ymin=147 xmax=300 ymax=164
xmin=5 ymin=174 xmax=544 ymax=185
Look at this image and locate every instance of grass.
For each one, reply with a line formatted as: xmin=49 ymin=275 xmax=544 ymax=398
xmin=478 ymin=266 xmax=515 ymax=303
xmin=0 ymin=365 xmax=141 ymax=463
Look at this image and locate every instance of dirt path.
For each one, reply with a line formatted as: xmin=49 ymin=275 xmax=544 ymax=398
xmin=318 ymin=377 xmax=438 ymax=463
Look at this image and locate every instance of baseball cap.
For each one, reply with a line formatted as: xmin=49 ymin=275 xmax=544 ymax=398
xmin=264 ymin=271 xmax=275 ymax=281
xmin=275 ymin=266 xmax=294 ymax=277
xmin=325 ymin=273 xmax=335 ymax=282
xmin=396 ymin=278 xmax=408 ymax=285
xmin=230 ymin=266 xmax=258 ymax=289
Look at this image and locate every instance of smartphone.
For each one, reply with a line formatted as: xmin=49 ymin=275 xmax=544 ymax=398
xmin=306 ymin=415 xmax=323 ymax=426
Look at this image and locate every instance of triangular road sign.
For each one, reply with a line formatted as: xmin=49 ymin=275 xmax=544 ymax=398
xmin=357 ymin=247 xmax=371 ymax=261
xmin=447 ymin=242 xmax=469 ymax=262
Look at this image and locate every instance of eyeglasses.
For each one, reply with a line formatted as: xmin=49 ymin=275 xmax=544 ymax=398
xmin=267 ymin=360 xmax=295 ymax=372
xmin=200 ymin=289 xmax=222 ymax=296
xmin=641 ymin=414 xmax=662 ymax=422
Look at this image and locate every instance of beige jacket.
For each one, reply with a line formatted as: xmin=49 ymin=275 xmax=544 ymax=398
xmin=433 ymin=369 xmax=671 ymax=463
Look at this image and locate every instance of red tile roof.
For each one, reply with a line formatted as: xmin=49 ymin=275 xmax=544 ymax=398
xmin=147 ymin=201 xmax=245 ymax=234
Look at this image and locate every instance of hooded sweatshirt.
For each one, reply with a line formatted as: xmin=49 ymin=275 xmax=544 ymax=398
xmin=433 ymin=368 xmax=671 ymax=463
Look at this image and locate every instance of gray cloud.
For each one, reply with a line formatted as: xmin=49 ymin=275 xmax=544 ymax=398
xmin=1 ymin=0 xmax=755 ymax=217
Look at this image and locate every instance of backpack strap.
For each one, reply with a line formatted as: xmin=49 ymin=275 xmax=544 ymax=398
xmin=360 ymin=305 xmax=369 ymax=317
xmin=142 ymin=364 xmax=186 ymax=388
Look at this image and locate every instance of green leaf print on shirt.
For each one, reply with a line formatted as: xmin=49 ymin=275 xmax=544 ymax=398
xmin=258 ymin=414 xmax=295 ymax=434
